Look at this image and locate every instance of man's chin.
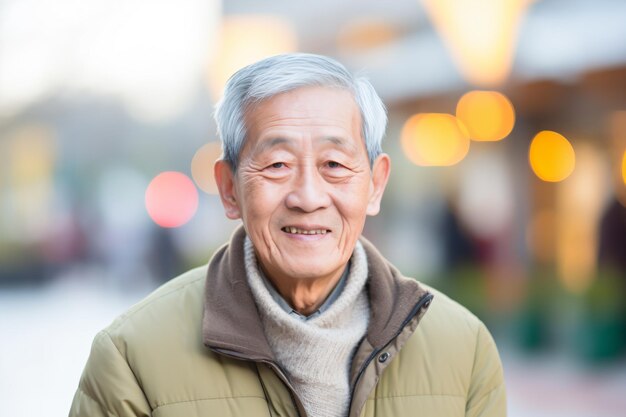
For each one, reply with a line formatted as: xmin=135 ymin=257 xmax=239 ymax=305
xmin=279 ymin=260 xmax=341 ymax=281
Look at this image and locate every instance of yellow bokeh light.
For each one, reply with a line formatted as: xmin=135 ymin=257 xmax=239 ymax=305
xmin=421 ymin=0 xmax=530 ymax=86
xmin=557 ymin=225 xmax=596 ymax=294
xmin=207 ymin=15 xmax=298 ymax=98
xmin=6 ymin=125 xmax=56 ymax=238
xmin=401 ymin=113 xmax=470 ymax=166
xmin=9 ymin=126 xmax=56 ymax=185
xmin=191 ymin=142 xmax=222 ymax=194
xmin=555 ymin=144 xmax=605 ymax=293
xmin=529 ymin=131 xmax=575 ymax=182
xmin=609 ymin=111 xmax=626 ymax=206
xmin=622 ymin=150 xmax=626 ymax=185
xmin=456 ymin=90 xmax=515 ymax=141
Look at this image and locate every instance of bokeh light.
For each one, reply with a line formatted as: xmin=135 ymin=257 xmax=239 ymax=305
xmin=8 ymin=126 xmax=56 ymax=186
xmin=191 ymin=142 xmax=222 ymax=194
xmin=609 ymin=111 xmax=626 ymax=206
xmin=145 ymin=172 xmax=198 ymax=228
xmin=207 ymin=15 xmax=297 ymax=98
xmin=336 ymin=18 xmax=397 ymax=53
xmin=456 ymin=90 xmax=515 ymax=141
xmin=5 ymin=125 xmax=56 ymax=242
xmin=555 ymin=144 xmax=606 ymax=293
xmin=421 ymin=0 xmax=530 ymax=86
xmin=401 ymin=113 xmax=470 ymax=166
xmin=529 ymin=130 xmax=576 ymax=182
xmin=622 ymin=150 xmax=626 ymax=185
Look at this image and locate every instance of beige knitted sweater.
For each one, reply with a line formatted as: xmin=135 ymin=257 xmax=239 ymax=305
xmin=244 ymin=238 xmax=370 ymax=417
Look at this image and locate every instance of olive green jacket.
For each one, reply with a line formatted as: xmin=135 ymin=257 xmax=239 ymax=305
xmin=69 ymin=226 xmax=506 ymax=417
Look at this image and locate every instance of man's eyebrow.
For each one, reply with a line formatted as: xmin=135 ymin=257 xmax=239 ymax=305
xmin=253 ymin=136 xmax=358 ymax=154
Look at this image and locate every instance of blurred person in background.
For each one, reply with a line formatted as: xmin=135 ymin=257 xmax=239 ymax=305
xmin=69 ymin=53 xmax=506 ymax=417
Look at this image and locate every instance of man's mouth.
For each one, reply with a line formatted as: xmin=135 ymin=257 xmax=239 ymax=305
xmin=281 ymin=226 xmax=331 ymax=235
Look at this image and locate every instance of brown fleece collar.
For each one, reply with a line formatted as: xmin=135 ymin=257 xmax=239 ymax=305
xmin=202 ymin=225 xmax=430 ymax=358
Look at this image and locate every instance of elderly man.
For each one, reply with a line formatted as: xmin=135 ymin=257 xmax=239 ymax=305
xmin=69 ymin=53 xmax=506 ymax=417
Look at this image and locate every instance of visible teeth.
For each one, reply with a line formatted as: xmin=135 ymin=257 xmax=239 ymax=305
xmin=283 ymin=227 xmax=328 ymax=235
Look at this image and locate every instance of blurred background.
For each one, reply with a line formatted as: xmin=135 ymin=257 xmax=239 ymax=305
xmin=1 ymin=0 xmax=626 ymax=415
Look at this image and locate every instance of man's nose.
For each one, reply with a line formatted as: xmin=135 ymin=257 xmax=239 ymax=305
xmin=285 ymin=165 xmax=331 ymax=212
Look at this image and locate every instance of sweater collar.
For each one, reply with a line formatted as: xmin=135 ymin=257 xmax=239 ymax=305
xmin=202 ymin=224 xmax=430 ymax=360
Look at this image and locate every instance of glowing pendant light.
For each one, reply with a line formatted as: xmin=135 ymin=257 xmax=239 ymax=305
xmin=421 ymin=0 xmax=532 ymax=86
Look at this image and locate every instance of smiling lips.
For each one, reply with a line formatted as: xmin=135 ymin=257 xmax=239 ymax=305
xmin=281 ymin=226 xmax=330 ymax=235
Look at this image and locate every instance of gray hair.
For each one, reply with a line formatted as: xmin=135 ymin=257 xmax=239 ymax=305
xmin=214 ymin=53 xmax=387 ymax=171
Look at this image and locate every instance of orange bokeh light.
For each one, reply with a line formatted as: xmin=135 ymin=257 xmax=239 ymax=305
xmin=529 ymin=131 xmax=575 ymax=182
xmin=456 ymin=90 xmax=515 ymax=141
xmin=145 ymin=171 xmax=198 ymax=228
xmin=622 ymin=150 xmax=626 ymax=185
xmin=191 ymin=142 xmax=222 ymax=194
xmin=401 ymin=113 xmax=470 ymax=166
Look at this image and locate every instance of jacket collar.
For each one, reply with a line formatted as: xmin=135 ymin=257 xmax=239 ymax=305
xmin=202 ymin=225 xmax=430 ymax=360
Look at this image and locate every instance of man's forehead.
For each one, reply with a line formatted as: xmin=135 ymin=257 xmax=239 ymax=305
xmin=242 ymin=86 xmax=364 ymax=155
xmin=245 ymin=86 xmax=359 ymax=123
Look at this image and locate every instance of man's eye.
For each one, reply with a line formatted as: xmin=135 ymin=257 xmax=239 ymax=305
xmin=327 ymin=161 xmax=340 ymax=168
xmin=270 ymin=162 xmax=285 ymax=169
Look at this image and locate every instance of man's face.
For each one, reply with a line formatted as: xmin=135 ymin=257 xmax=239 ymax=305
xmin=215 ymin=86 xmax=390 ymax=284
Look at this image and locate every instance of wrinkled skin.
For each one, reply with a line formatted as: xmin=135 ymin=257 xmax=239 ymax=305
xmin=215 ymin=86 xmax=390 ymax=314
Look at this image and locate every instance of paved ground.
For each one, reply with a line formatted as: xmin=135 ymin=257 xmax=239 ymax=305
xmin=504 ymin=350 xmax=626 ymax=417
xmin=1 ymin=274 xmax=624 ymax=417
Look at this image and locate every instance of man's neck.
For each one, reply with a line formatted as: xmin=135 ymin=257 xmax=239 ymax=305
xmin=258 ymin=263 xmax=347 ymax=316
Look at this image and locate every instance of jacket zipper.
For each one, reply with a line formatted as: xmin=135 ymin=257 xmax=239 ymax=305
xmin=208 ymin=347 xmax=305 ymax=417
xmin=263 ymin=361 xmax=305 ymax=417
xmin=347 ymin=291 xmax=434 ymax=417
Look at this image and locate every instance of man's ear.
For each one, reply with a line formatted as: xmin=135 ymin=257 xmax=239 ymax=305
xmin=214 ymin=159 xmax=242 ymax=219
xmin=366 ymin=153 xmax=391 ymax=216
